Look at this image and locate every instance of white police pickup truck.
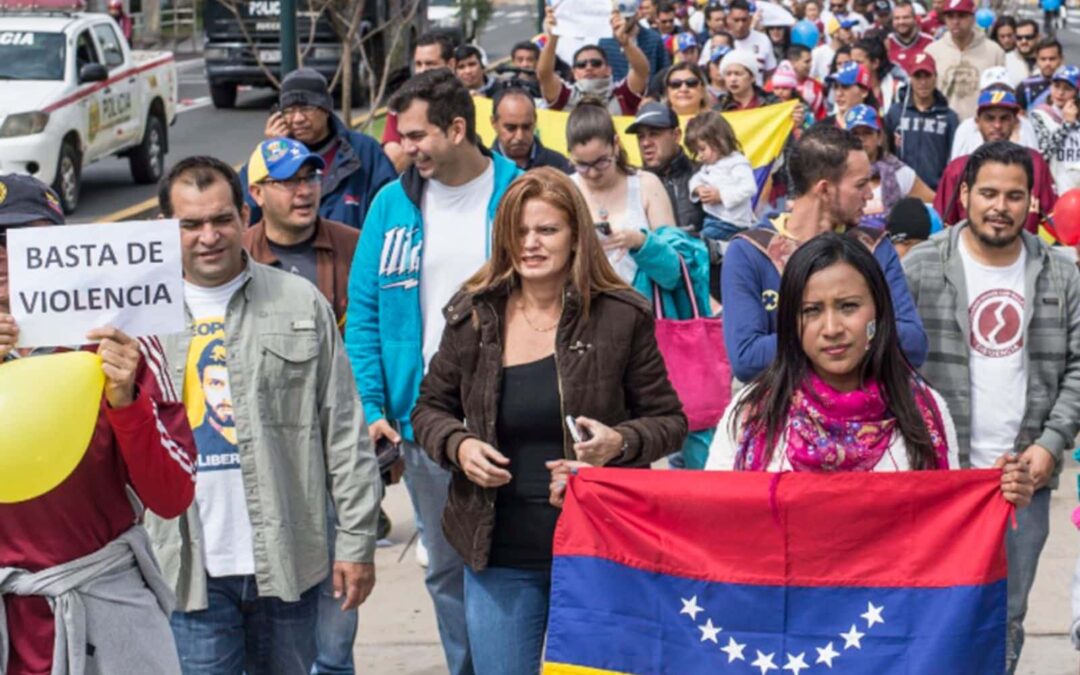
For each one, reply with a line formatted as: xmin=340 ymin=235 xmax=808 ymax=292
xmin=0 ymin=2 xmax=177 ymax=213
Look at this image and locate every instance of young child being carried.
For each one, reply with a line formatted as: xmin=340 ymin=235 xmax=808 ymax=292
xmin=686 ymin=110 xmax=756 ymax=242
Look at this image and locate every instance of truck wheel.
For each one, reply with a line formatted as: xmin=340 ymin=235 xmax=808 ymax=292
xmin=130 ymin=114 xmax=166 ymax=184
xmin=210 ymin=81 xmax=237 ymax=109
xmin=53 ymin=140 xmax=80 ymax=214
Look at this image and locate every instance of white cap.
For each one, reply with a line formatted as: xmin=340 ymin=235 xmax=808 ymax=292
xmin=980 ymin=66 xmax=1011 ymax=90
xmin=720 ymin=49 xmax=761 ymax=82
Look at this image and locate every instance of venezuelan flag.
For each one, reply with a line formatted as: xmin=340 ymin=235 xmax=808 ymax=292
xmin=543 ymin=469 xmax=1010 ymax=674
xmin=473 ymin=98 xmax=797 ymax=209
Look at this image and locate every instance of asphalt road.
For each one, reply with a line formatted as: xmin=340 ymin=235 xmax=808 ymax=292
xmin=70 ymin=0 xmax=539 ymax=223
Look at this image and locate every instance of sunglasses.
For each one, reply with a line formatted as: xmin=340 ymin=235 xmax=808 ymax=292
xmin=668 ymin=77 xmax=701 ymax=89
xmin=574 ymin=58 xmax=605 ymax=69
xmin=1016 ymin=33 xmax=1037 ymax=40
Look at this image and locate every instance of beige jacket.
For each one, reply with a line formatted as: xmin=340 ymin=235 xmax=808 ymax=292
xmin=926 ymin=32 xmax=1005 ymax=121
xmin=145 ymin=260 xmax=380 ymax=611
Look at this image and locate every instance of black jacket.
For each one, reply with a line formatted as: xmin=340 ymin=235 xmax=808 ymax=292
xmin=646 ymin=150 xmax=705 ymax=234
xmin=495 ymin=137 xmax=574 ymax=175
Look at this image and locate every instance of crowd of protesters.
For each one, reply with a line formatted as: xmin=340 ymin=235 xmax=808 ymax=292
xmin=2 ymin=0 xmax=1080 ymax=673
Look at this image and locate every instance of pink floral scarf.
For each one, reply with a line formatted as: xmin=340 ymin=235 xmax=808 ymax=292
xmin=736 ymin=372 xmax=950 ymax=472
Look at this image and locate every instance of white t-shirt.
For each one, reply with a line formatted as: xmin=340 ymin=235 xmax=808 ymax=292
xmin=420 ymin=160 xmax=494 ymax=369
xmin=734 ymin=30 xmax=777 ymax=84
xmin=950 ymin=117 xmax=1039 ymax=161
xmin=810 ymin=43 xmax=836 ymax=83
xmin=183 ymin=273 xmax=256 ymax=577
xmin=959 ymin=236 xmax=1027 ymax=468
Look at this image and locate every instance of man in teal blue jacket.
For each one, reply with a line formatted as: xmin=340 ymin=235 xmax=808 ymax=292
xmin=345 ymin=69 xmax=520 ymax=675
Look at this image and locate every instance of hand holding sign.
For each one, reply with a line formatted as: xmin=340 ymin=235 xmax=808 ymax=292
xmin=87 ymin=325 xmax=140 ymax=409
xmin=0 ymin=314 xmax=17 ymax=360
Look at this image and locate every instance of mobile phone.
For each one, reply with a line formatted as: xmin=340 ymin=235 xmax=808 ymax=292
xmin=269 ymin=102 xmax=280 ymax=117
xmin=566 ymin=415 xmax=591 ymax=443
xmin=595 ymin=221 xmax=612 ymax=236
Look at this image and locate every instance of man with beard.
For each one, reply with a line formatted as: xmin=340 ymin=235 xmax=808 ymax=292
xmin=925 ymin=0 xmax=1005 ymax=120
xmin=904 ymin=140 xmax=1080 ymax=675
xmin=490 ymin=88 xmax=572 ymax=173
xmin=720 ymin=124 xmax=927 ymax=382
xmin=935 ymin=87 xmax=1056 ymax=232
xmin=1006 ymin=20 xmax=1039 ymax=85
xmin=627 ymin=102 xmax=705 ymax=233
xmin=886 ymin=0 xmax=934 ymax=69
xmin=1017 ymin=37 xmax=1063 ymax=110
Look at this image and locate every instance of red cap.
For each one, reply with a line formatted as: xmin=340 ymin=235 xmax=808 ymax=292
xmin=942 ymin=0 xmax=975 ymax=14
xmin=905 ymin=52 xmax=937 ymax=76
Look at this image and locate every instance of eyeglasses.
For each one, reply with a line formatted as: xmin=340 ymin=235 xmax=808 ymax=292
xmin=574 ymin=58 xmax=605 ymax=69
xmin=1016 ymin=33 xmax=1037 ymax=40
xmin=573 ymin=155 xmax=614 ymax=174
xmin=667 ymin=77 xmax=701 ymax=89
xmin=282 ymin=104 xmax=320 ymax=119
xmin=262 ymin=171 xmax=322 ymax=189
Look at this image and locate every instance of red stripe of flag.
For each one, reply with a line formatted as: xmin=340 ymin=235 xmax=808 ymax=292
xmin=554 ymin=468 xmax=1009 ymax=589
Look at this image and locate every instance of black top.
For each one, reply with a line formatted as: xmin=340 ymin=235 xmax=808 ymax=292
xmin=488 ymin=354 xmax=565 ymax=570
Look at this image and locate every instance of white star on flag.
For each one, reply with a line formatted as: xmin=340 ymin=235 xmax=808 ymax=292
xmin=721 ymin=636 xmax=747 ymax=663
xmin=751 ymin=650 xmax=779 ymax=674
xmin=815 ymin=641 xmax=840 ymax=667
xmin=782 ymin=652 xmax=809 ymax=674
xmin=680 ymin=596 xmax=703 ymax=621
xmin=861 ymin=602 xmax=885 ymax=628
xmin=840 ymin=624 xmax=865 ymax=650
xmin=698 ymin=618 xmax=722 ymax=643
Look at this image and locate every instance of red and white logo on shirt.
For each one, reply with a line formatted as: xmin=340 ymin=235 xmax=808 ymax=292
xmin=969 ymin=289 xmax=1024 ymax=358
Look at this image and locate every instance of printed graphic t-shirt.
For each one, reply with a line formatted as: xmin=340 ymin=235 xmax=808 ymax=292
xmin=184 ymin=274 xmax=256 ymax=577
xmin=419 ymin=160 xmax=493 ymax=369
xmin=959 ymin=236 xmax=1027 ymax=468
xmin=268 ymin=232 xmax=318 ymax=288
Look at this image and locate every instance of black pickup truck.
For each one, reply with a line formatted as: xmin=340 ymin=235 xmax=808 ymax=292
xmin=203 ymin=0 xmax=425 ymax=108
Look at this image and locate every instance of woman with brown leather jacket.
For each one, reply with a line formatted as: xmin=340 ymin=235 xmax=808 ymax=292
xmin=411 ymin=168 xmax=687 ymax=674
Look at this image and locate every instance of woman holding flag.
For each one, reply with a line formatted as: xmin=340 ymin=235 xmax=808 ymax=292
xmin=704 ymin=233 xmax=1033 ymax=508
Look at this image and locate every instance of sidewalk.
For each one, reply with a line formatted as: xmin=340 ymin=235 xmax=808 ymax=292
xmin=353 ymin=460 xmax=1080 ymax=674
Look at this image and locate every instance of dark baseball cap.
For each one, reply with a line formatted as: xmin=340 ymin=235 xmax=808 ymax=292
xmin=886 ymin=197 xmax=933 ymax=242
xmin=0 ymin=174 xmax=65 ymax=229
xmin=626 ymin=102 xmax=680 ymax=133
xmin=873 ymin=0 xmax=891 ymax=14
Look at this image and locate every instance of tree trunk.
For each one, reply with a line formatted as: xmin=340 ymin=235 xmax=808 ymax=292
xmin=342 ymin=38 xmax=353 ymax=125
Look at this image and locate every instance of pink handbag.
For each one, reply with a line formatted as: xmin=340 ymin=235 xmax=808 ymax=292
xmin=652 ymin=258 xmax=732 ymax=432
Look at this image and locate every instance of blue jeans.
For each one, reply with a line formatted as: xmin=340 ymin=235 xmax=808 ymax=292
xmin=401 ymin=441 xmax=474 ymax=675
xmin=700 ymin=217 xmax=745 ymax=242
xmin=464 ymin=566 xmax=551 ymax=675
xmin=1004 ymin=486 xmax=1051 ymax=674
xmin=170 ymin=575 xmax=319 ymax=675
xmin=312 ymin=501 xmax=358 ymax=675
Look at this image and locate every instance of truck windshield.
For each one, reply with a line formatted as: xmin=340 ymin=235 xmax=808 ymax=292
xmin=0 ymin=32 xmax=65 ymax=80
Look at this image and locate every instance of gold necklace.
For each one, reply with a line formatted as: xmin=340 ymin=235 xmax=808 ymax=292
xmin=517 ymin=298 xmax=562 ymax=333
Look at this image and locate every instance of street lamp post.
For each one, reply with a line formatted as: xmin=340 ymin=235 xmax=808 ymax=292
xmin=281 ymin=0 xmax=298 ymax=76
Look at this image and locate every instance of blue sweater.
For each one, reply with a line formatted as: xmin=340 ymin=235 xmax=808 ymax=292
xmin=721 ymin=222 xmax=928 ymax=382
xmin=344 ymin=152 xmax=521 ymax=441
xmin=883 ymin=90 xmax=958 ymax=191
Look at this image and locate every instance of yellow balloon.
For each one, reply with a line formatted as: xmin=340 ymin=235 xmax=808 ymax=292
xmin=0 ymin=351 xmax=105 ymax=503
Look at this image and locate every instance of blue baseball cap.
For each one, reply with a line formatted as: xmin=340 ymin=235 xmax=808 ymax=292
xmin=845 ymin=104 xmax=880 ymax=131
xmin=830 ymin=61 xmax=872 ymax=89
xmin=675 ymin=32 xmax=698 ymax=52
xmin=1053 ymin=65 xmax=1080 ymax=90
xmin=247 ymin=137 xmax=325 ymax=184
xmin=976 ymin=87 xmax=1020 ymax=114
xmin=840 ymin=18 xmax=860 ymax=29
xmin=709 ymin=44 xmax=733 ymax=63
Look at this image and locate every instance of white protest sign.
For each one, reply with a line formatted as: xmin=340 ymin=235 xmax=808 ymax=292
xmin=7 ymin=220 xmax=184 ymax=347
xmin=552 ymin=0 xmax=613 ymax=41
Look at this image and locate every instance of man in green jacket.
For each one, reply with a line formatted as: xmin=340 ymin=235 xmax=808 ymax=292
xmin=903 ymin=141 xmax=1080 ymax=675
xmin=145 ymin=155 xmax=381 ymax=674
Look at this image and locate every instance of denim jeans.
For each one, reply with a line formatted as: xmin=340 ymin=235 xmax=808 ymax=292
xmin=700 ymin=217 xmax=746 ymax=243
xmin=170 ymin=575 xmax=319 ymax=675
xmin=1004 ymin=487 xmax=1052 ymax=674
xmin=312 ymin=501 xmax=358 ymax=675
xmin=401 ymin=441 xmax=474 ymax=675
xmin=464 ymin=566 xmax=551 ymax=675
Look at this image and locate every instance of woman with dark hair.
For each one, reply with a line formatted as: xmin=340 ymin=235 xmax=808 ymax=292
xmin=990 ymin=15 xmax=1019 ymax=53
xmin=413 ymin=168 xmax=687 ymax=673
xmin=765 ymin=25 xmax=791 ymax=66
xmin=705 ymin=233 xmax=1033 ymax=509
xmin=851 ymin=35 xmax=907 ymax=112
xmin=564 ymin=100 xmax=678 ymax=285
xmin=662 ymin=62 xmax=712 ymax=116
